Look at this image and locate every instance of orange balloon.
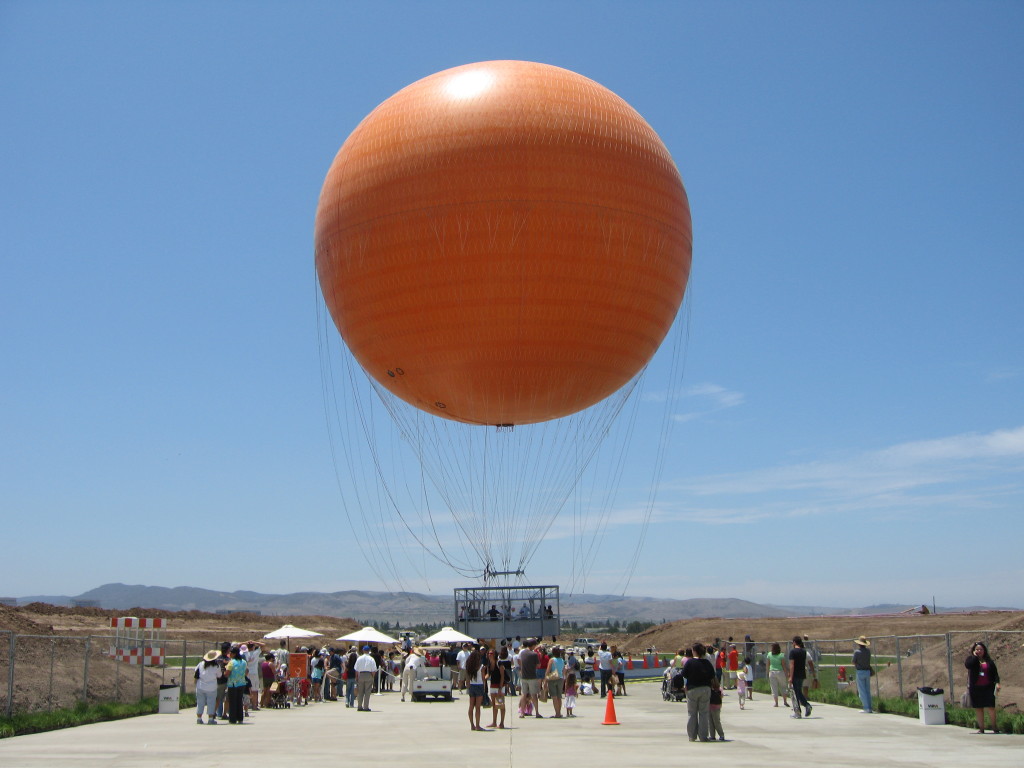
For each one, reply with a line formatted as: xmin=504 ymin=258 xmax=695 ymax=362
xmin=315 ymin=60 xmax=691 ymax=426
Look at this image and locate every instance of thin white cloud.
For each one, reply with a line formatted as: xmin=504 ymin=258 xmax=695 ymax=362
xmin=986 ymin=366 xmax=1023 ymax=383
xmin=676 ymin=426 xmax=1024 ymax=497
xmin=641 ymin=381 xmax=745 ymax=422
xmin=877 ymin=426 xmax=1024 ymax=463
xmin=650 ymin=426 xmax=1024 ymax=528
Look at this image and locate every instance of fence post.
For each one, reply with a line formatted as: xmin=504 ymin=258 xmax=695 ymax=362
xmin=180 ymin=640 xmax=187 ymax=702
xmin=894 ymin=635 xmax=903 ymax=698
xmin=918 ymin=638 xmax=925 ymax=689
xmin=140 ymin=647 xmax=146 ymax=702
xmin=831 ymin=639 xmax=838 ymax=687
xmin=48 ymin=637 xmax=56 ymax=711
xmin=83 ymin=635 xmax=91 ymax=705
xmin=874 ymin=637 xmax=884 ymax=701
xmin=6 ymin=632 xmax=14 ymax=719
xmin=945 ymin=633 xmax=955 ymax=704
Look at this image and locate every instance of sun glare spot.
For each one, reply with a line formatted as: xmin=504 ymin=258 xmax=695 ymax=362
xmin=444 ymin=69 xmax=495 ymax=100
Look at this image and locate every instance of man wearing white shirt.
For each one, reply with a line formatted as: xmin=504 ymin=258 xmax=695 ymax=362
xmin=243 ymin=641 xmax=266 ymax=713
xmin=456 ymin=642 xmax=472 ymax=691
xmin=401 ymin=648 xmax=424 ymax=702
xmin=512 ymin=645 xmax=523 ymax=694
xmin=598 ymin=642 xmax=613 ymax=698
xmin=354 ymin=646 xmax=378 ymax=711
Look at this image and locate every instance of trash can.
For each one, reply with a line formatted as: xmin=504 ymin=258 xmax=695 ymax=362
xmin=917 ymin=687 xmax=944 ymax=725
xmin=158 ymin=684 xmax=180 ymax=714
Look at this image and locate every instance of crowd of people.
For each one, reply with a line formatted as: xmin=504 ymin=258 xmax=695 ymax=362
xmin=661 ymin=633 xmax=844 ymax=742
xmin=190 ymin=634 xmax=632 ymax=730
xmin=662 ymin=633 xmax=1012 ymax=742
xmin=193 ymin=632 xmax=1011 ymax=737
xmin=192 ymin=639 xmax=412 ymax=722
xmin=422 ymin=637 xmax=630 ymax=729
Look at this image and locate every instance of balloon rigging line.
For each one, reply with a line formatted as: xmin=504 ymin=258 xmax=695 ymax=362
xmin=318 ymin=289 xmax=690 ymax=596
xmin=615 ymin=294 xmax=692 ymax=596
xmin=317 ymin=292 xmax=409 ymax=591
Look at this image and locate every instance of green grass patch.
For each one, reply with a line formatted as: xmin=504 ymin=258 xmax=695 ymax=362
xmin=0 ymin=693 xmax=198 ymax=739
xmin=816 ymin=653 xmax=898 ymax=667
xmin=752 ymin=680 xmax=1024 ymax=734
xmin=165 ymin=656 xmax=203 ymax=667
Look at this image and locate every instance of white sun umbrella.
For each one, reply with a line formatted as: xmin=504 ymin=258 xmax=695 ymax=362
xmin=263 ymin=624 xmax=324 ymax=651
xmin=420 ymin=626 xmax=476 ymax=645
xmin=337 ymin=626 xmax=399 ymax=645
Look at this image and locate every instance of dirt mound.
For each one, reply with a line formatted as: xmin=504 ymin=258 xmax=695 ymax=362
xmin=0 ymin=606 xmax=51 ymax=635
xmin=3 ymin=604 xmax=362 ymax=639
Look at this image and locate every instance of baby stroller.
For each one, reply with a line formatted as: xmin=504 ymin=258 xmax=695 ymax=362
xmin=662 ymin=670 xmax=686 ymax=702
xmin=269 ymin=680 xmax=291 ymax=709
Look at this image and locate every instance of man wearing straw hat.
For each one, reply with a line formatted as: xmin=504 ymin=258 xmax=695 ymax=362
xmin=853 ymin=636 xmax=873 ymax=713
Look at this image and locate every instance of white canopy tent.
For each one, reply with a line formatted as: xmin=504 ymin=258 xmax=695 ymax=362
xmin=263 ymin=624 xmax=323 ymax=650
xmin=337 ymin=626 xmax=399 ymax=645
xmin=420 ymin=626 xmax=476 ymax=645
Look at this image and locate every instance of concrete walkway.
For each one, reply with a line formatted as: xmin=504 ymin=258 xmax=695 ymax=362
xmin=0 ymin=682 xmax=1018 ymax=767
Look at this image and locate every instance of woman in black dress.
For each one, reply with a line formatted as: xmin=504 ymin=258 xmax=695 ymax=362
xmin=964 ymin=641 xmax=1000 ymax=733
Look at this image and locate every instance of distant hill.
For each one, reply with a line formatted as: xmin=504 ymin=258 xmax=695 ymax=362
xmin=16 ymin=583 xmax=1011 ymax=623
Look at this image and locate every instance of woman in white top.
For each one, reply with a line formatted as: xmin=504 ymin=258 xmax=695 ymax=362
xmin=465 ymin=647 xmax=487 ymax=731
xmin=195 ymin=650 xmax=223 ymax=724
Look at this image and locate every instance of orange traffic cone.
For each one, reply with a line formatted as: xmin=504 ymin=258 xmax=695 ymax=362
xmin=602 ymin=688 xmax=620 ymax=725
xmin=654 ymin=655 xmax=660 ymax=668
xmin=642 ymin=655 xmax=649 ymax=668
xmin=627 ymin=655 xmax=633 ymax=670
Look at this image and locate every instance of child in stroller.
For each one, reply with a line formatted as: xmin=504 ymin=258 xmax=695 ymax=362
xmin=662 ymin=668 xmax=686 ymax=702
xmin=269 ymin=678 xmax=291 ymax=709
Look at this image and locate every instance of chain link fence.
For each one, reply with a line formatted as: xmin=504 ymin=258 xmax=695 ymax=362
xmin=740 ymin=629 xmax=1022 ymax=706
xmin=4 ymin=629 xmax=1022 ymax=717
xmin=0 ymin=632 xmax=229 ymax=718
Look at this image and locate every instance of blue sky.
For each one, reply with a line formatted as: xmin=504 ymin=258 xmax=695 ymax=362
xmin=2 ymin=1 xmax=1022 ymax=609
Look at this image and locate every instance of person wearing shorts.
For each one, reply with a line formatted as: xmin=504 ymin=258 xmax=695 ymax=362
xmin=465 ymin=647 xmax=486 ymax=731
xmin=582 ymin=648 xmax=596 ymax=686
xmin=485 ymin=648 xmax=506 ymax=728
xmin=518 ymin=639 xmax=542 ymax=718
xmin=456 ymin=643 xmax=472 ymax=691
xmin=547 ymin=646 xmax=566 ymax=717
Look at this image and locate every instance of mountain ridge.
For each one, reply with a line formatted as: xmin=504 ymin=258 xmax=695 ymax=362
xmin=14 ymin=583 xmax=1005 ymax=623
